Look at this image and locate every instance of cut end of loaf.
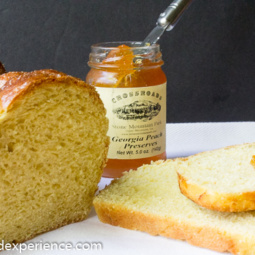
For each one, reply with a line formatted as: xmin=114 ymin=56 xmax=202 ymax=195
xmin=0 ymin=70 xmax=109 ymax=244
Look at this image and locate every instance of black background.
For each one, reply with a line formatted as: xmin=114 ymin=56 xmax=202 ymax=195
xmin=0 ymin=0 xmax=255 ymax=123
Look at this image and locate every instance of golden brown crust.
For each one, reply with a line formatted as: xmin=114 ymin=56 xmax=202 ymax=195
xmin=0 ymin=69 xmax=100 ymax=114
xmin=178 ymin=173 xmax=255 ymax=212
xmin=0 ymin=61 xmax=6 ymax=75
xmin=0 ymin=71 xmax=24 ymax=89
xmin=93 ymin=201 xmax=246 ymax=255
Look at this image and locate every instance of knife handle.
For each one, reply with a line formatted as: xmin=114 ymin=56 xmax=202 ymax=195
xmin=157 ymin=0 xmax=193 ymax=31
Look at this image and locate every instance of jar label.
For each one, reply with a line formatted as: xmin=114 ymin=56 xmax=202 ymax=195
xmin=96 ymin=83 xmax=166 ymax=159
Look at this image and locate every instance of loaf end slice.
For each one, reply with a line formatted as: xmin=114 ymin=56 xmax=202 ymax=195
xmin=0 ymin=70 xmax=109 ymax=244
xmin=94 ymin=160 xmax=255 ymax=255
xmin=177 ymin=143 xmax=255 ymax=212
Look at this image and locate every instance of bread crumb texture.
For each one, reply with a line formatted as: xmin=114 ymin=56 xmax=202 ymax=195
xmin=177 ymin=144 xmax=255 ymax=193
xmin=0 ymin=70 xmax=109 ymax=244
xmin=94 ymin=160 xmax=255 ymax=255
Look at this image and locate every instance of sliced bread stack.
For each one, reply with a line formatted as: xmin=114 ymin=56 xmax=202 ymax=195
xmin=0 ymin=70 xmax=109 ymax=244
xmin=94 ymin=143 xmax=255 ymax=255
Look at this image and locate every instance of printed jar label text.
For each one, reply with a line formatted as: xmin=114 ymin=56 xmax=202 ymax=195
xmin=96 ymin=84 xmax=166 ymax=159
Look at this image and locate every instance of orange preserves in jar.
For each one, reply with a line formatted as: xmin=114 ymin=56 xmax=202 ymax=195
xmin=86 ymin=42 xmax=166 ymax=178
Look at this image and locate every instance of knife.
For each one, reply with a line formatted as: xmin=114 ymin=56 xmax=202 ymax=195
xmin=142 ymin=0 xmax=193 ymax=46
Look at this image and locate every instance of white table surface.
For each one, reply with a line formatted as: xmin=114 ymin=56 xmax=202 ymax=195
xmin=4 ymin=122 xmax=255 ymax=255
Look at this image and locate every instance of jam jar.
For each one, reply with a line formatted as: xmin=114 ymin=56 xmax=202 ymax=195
xmin=86 ymin=42 xmax=166 ymax=178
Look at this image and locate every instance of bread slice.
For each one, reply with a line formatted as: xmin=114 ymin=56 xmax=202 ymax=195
xmin=177 ymin=143 xmax=255 ymax=212
xmin=0 ymin=70 xmax=109 ymax=245
xmin=94 ymin=160 xmax=255 ymax=255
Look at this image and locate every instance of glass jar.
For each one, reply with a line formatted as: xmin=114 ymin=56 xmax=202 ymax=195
xmin=86 ymin=41 xmax=166 ymax=178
